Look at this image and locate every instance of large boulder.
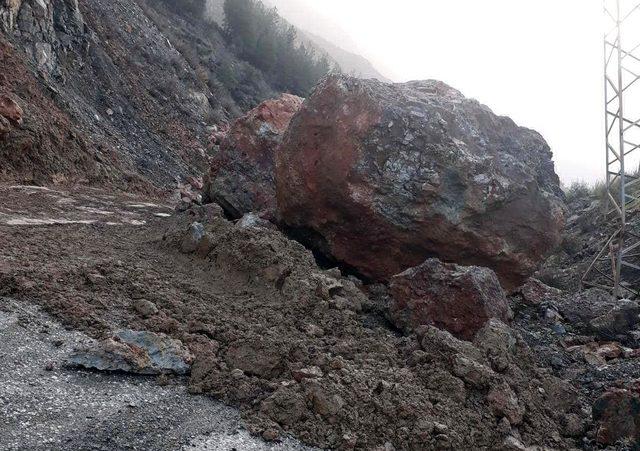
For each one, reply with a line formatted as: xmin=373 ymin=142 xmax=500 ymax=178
xmin=388 ymin=259 xmax=511 ymax=340
xmin=276 ymin=75 xmax=565 ymax=289
xmin=203 ymin=93 xmax=303 ymax=219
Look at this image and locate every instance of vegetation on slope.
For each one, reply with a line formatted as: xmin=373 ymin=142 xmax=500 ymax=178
xmin=222 ymin=0 xmax=332 ymax=95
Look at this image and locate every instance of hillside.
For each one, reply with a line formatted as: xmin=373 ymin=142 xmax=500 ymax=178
xmin=207 ymin=0 xmax=390 ymax=82
xmin=297 ymin=29 xmax=391 ymax=82
xmin=0 ymin=0 xmax=312 ymax=188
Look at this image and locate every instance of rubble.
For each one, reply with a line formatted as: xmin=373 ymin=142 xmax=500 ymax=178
xmin=555 ymin=289 xmax=640 ymax=340
xmin=592 ymin=388 xmax=640 ymax=445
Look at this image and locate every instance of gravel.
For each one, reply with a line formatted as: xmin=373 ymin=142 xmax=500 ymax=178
xmin=0 ymin=298 xmax=314 ymax=451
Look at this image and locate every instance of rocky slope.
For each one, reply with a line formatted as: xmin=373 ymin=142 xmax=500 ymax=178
xmin=0 ymin=0 xmax=277 ymax=187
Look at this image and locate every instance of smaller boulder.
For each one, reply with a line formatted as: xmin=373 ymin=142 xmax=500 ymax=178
xmin=593 ymin=388 xmax=640 ymax=445
xmin=180 ymin=222 xmax=206 ymax=254
xmin=68 ymin=330 xmax=193 ymax=375
xmin=132 ymin=298 xmax=158 ymax=318
xmin=203 ymin=94 xmax=303 ymax=219
xmin=389 ymin=259 xmax=511 ymax=340
xmin=0 ymin=94 xmax=23 ymax=125
xmin=518 ymin=278 xmax=563 ymax=305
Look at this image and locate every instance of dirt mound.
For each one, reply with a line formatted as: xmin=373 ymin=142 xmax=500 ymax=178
xmin=164 ymin=209 xmax=582 ymax=449
xmin=0 ymin=185 xmax=586 ymax=450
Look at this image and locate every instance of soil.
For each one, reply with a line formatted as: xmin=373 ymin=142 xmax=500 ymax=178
xmin=4 ymin=183 xmax=633 ymax=451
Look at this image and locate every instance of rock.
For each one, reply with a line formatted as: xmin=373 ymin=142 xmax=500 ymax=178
xmin=487 ymin=383 xmax=525 ymax=425
xmin=0 ymin=114 xmax=10 ymax=136
xmin=276 ymin=74 xmax=565 ymax=289
xmin=312 ymin=272 xmax=344 ymax=300
xmin=0 ymin=94 xmax=23 ymax=125
xmin=501 ymin=436 xmax=528 ymax=451
xmin=203 ymin=94 xmax=303 ymax=219
xmin=557 ymin=289 xmax=640 ymax=340
xmin=595 ymin=342 xmax=623 ymax=360
xmin=186 ymin=176 xmax=203 ymax=190
xmin=260 ymin=387 xmax=309 ymax=426
xmin=292 ymin=366 xmax=323 ymax=382
xmin=262 ymin=428 xmax=280 ymax=442
xmin=592 ymin=388 xmax=640 ymax=445
xmin=389 ymin=259 xmax=511 ymax=340
xmin=236 ymin=212 xmax=276 ymax=230
xmin=180 ymin=222 xmax=206 ymax=254
xmin=562 ymin=413 xmax=585 ymax=438
xmin=518 ymin=278 xmax=563 ymax=305
xmin=473 ymin=319 xmax=517 ymax=372
xmin=590 ymin=299 xmax=640 ymax=339
xmin=452 ymin=355 xmax=495 ymax=388
xmin=308 ymin=385 xmax=344 ymax=420
xmin=0 ymin=0 xmax=23 ymax=32
xmin=132 ymin=299 xmax=158 ymax=318
xmin=68 ymin=330 xmax=193 ymax=375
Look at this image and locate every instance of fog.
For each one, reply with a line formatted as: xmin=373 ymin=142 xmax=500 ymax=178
xmin=267 ymin=0 xmax=607 ymax=184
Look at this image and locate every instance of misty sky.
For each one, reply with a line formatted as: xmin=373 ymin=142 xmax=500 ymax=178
xmin=267 ymin=0 xmax=606 ymax=184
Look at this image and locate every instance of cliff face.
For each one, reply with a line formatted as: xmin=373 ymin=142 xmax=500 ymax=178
xmin=0 ymin=0 xmax=276 ymax=187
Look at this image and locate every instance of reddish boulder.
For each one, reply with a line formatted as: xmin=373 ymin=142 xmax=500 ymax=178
xmin=0 ymin=93 xmax=23 ymax=125
xmin=593 ymin=388 xmax=640 ymax=445
xmin=0 ymin=115 xmax=9 ymax=136
xmin=517 ymin=278 xmax=563 ymax=305
xmin=203 ymin=93 xmax=303 ymax=219
xmin=388 ymin=259 xmax=511 ymax=340
xmin=276 ymin=75 xmax=565 ymax=289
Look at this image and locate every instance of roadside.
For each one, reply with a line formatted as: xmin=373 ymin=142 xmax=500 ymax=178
xmin=0 ymin=297 xmax=312 ymax=451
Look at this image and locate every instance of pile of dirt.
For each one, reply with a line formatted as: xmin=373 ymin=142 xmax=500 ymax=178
xmin=165 ymin=210 xmax=585 ymax=450
xmin=0 ymin=185 xmax=586 ymax=450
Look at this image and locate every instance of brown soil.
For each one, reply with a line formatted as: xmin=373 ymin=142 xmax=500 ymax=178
xmin=0 ymin=184 xmax=590 ymax=450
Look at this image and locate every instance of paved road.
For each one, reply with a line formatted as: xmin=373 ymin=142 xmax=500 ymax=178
xmin=0 ymin=298 xmax=313 ymax=451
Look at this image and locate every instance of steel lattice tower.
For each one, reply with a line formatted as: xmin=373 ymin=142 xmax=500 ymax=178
xmin=583 ymin=0 xmax=640 ymax=297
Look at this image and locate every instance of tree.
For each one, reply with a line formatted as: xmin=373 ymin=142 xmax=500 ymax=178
xmin=222 ymin=0 xmax=332 ymax=96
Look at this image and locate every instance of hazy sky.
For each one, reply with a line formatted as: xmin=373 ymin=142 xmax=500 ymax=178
xmin=267 ymin=0 xmax=606 ymax=184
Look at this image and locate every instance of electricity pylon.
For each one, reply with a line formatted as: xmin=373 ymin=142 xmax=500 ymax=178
xmin=583 ymin=0 xmax=640 ymax=297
